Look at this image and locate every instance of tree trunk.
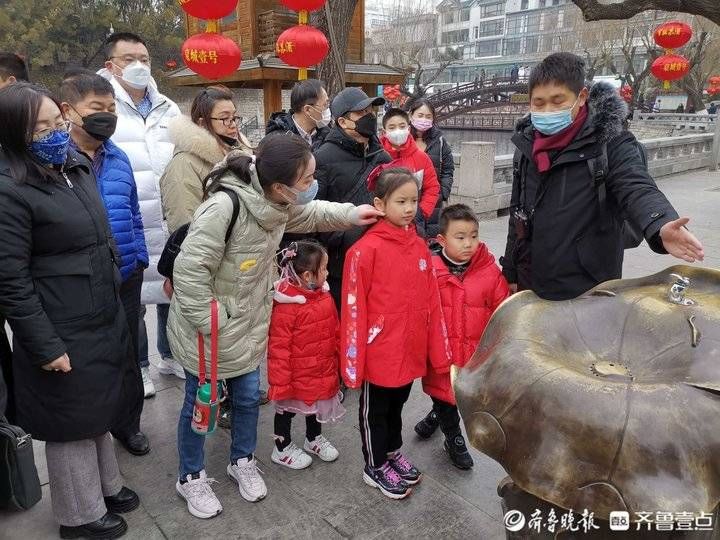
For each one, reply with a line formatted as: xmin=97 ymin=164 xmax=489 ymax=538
xmin=571 ymin=0 xmax=720 ymax=27
xmin=312 ymin=0 xmax=359 ymax=97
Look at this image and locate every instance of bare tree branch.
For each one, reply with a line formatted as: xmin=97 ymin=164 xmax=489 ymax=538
xmin=571 ymin=0 xmax=720 ymax=28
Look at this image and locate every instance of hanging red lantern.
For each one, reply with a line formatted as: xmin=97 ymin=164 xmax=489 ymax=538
xmin=653 ymin=21 xmax=693 ymax=51
xmin=276 ymin=25 xmax=329 ymax=71
xmin=165 ymin=59 xmax=178 ymax=70
xmin=620 ymin=84 xmax=633 ymax=103
xmin=651 ymin=54 xmax=690 ymax=90
xmin=279 ymin=0 xmax=326 ymax=12
xmin=182 ymin=33 xmax=242 ymax=80
xmin=179 ymin=0 xmax=238 ymax=20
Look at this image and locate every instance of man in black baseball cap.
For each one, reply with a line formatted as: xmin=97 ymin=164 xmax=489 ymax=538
xmin=315 ymin=87 xmax=390 ymax=308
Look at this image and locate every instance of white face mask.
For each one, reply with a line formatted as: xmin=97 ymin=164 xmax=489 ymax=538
xmin=309 ymin=105 xmax=331 ymax=129
xmin=387 ymin=128 xmax=410 ymax=146
xmin=115 ymin=61 xmax=152 ymax=90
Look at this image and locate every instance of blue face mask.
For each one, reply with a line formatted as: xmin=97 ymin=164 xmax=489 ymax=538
xmin=530 ymin=98 xmax=579 ymax=136
xmin=29 ymin=129 xmax=71 ymax=165
xmin=283 ymin=179 xmax=319 ymax=206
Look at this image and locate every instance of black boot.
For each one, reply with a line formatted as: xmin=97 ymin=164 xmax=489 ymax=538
xmin=104 ymin=486 xmax=139 ymax=513
xmin=59 ymin=512 xmax=128 ymax=539
xmin=117 ymin=432 xmax=150 ymax=456
xmin=414 ymin=410 xmax=440 ymax=439
xmin=444 ymin=434 xmax=474 ymax=470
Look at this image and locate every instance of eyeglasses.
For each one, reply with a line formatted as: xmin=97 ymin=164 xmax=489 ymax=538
xmin=32 ymin=120 xmax=71 ymax=142
xmin=210 ymin=115 xmax=241 ymax=127
xmin=110 ymin=55 xmax=151 ymax=66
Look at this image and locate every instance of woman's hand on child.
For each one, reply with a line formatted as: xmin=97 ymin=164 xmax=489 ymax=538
xmin=350 ymin=204 xmax=385 ymax=226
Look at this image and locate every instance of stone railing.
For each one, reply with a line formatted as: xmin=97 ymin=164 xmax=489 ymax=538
xmin=631 ymin=112 xmax=717 ymax=133
xmin=449 ymin=133 xmax=715 ymax=218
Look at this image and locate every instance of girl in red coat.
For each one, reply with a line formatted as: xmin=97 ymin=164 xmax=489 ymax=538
xmin=268 ymin=241 xmax=345 ymax=470
xmin=341 ymin=167 xmax=450 ymax=500
xmin=415 ymin=204 xmax=509 ymax=469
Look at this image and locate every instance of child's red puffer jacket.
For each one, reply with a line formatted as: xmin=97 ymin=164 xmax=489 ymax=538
xmin=267 ymin=280 xmax=340 ymax=404
xmin=422 ymin=244 xmax=509 ymax=404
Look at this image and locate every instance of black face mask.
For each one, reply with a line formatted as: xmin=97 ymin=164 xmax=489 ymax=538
xmin=81 ymin=112 xmax=118 ymax=142
xmin=350 ymin=113 xmax=377 ymax=139
xmin=219 ymin=134 xmax=238 ymax=147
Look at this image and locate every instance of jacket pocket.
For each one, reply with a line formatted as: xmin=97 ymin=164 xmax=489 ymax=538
xmin=31 ymin=253 xmax=94 ymax=322
xmin=576 ymin=230 xmax=622 ymax=285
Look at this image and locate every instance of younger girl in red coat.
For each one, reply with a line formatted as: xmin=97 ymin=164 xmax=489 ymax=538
xmin=415 ymin=204 xmax=509 ymax=469
xmin=341 ymin=167 xmax=450 ymax=500
xmin=268 ymin=241 xmax=345 ymax=470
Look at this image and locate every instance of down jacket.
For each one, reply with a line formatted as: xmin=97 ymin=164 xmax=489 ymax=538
xmin=94 ymin=139 xmax=148 ymax=281
xmin=99 ymin=68 xmax=181 ymax=304
xmin=167 ymin=168 xmax=356 ymax=380
xmin=267 ymin=280 xmax=340 ymax=404
xmin=340 ymin=220 xmax=451 ymax=389
xmin=422 ymin=245 xmax=509 ymax=404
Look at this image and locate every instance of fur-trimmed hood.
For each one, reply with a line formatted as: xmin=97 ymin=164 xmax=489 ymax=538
xmin=516 ymin=81 xmax=629 ymax=144
xmin=169 ymin=115 xmax=225 ymax=165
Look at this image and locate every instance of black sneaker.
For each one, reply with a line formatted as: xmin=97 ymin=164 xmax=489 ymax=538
xmin=414 ymin=410 xmax=440 ymax=439
xmin=387 ymin=451 xmax=422 ymax=485
xmin=444 ymin=434 xmax=474 ymax=470
xmin=362 ymin=463 xmax=411 ymax=499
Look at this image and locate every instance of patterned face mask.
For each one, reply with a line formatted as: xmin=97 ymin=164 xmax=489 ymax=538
xmin=29 ymin=129 xmax=71 ymax=166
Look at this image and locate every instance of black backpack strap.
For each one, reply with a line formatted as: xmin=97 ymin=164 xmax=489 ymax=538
xmin=588 ymin=142 xmax=611 ymax=231
xmin=216 ymin=187 xmax=240 ymax=243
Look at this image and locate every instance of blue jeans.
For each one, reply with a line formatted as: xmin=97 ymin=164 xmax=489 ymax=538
xmin=178 ymin=368 xmax=260 ymax=478
xmin=138 ymin=304 xmax=172 ymax=367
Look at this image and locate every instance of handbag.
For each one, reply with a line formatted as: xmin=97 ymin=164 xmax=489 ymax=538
xmin=0 ymin=415 xmax=42 ymax=510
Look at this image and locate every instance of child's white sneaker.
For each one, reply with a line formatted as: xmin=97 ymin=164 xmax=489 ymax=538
xmin=304 ymin=435 xmax=339 ymax=462
xmin=175 ymin=470 xmax=222 ymax=519
xmin=271 ymin=442 xmax=313 ymax=470
xmin=227 ymin=456 xmax=267 ymax=502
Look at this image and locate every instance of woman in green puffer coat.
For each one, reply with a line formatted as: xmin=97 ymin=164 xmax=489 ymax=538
xmin=169 ymin=134 xmax=382 ymax=519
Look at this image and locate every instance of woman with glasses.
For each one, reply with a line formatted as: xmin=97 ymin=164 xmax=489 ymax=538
xmin=0 ymin=82 xmax=139 ymax=538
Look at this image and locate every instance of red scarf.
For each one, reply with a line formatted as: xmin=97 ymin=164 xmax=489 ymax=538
xmin=531 ymin=105 xmax=588 ymax=173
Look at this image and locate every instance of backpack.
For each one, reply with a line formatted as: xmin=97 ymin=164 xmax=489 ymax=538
xmin=158 ymin=187 xmax=240 ymax=284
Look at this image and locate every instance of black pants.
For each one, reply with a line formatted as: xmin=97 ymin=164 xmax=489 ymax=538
xmin=274 ymin=412 xmax=321 ymax=451
xmin=359 ymin=381 xmax=413 ymax=468
xmin=431 ymin=397 xmax=462 ymax=440
xmin=111 ymin=269 xmax=144 ymax=439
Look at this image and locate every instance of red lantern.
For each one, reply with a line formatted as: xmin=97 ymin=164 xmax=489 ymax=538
xmin=179 ymin=0 xmax=238 ymax=20
xmin=651 ymin=54 xmax=690 ymax=90
xmin=279 ymin=0 xmax=326 ymax=12
xmin=710 ymin=76 xmax=720 ymax=86
xmin=653 ymin=21 xmax=692 ymax=50
xmin=620 ymin=84 xmax=633 ymax=103
xmin=165 ymin=59 xmax=178 ymax=70
xmin=276 ymin=25 xmax=329 ymax=69
xmin=182 ymin=33 xmax=241 ymax=80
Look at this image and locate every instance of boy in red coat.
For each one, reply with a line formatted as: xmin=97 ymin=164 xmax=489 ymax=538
xmin=415 ymin=205 xmax=509 ymax=469
xmin=379 ymin=108 xmax=440 ymax=235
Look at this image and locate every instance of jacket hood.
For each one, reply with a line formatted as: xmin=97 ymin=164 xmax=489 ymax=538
xmin=266 ymin=111 xmax=296 ymax=134
xmin=273 ymin=279 xmax=330 ymax=304
xmin=325 ymin=125 xmax=385 ymax=159
xmin=169 ymin=115 xmax=225 ymax=165
xmin=432 ymin=242 xmax=495 ymax=279
xmin=380 ymin=133 xmax=420 ymax=160
xmin=515 ymin=81 xmax=628 ymax=144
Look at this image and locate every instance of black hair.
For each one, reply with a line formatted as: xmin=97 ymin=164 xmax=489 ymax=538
xmin=373 ymin=167 xmax=417 ymax=200
xmin=202 ymin=133 xmax=311 ymax=198
xmin=104 ymin=32 xmax=147 ymax=60
xmin=60 ymin=71 xmax=115 ymax=105
xmin=280 ymin=240 xmax=327 ymax=277
xmin=439 ymin=204 xmax=478 ymax=235
xmin=290 ymin=79 xmax=325 ymax=114
xmin=529 ymin=53 xmax=586 ymax=96
xmin=191 ymin=85 xmax=235 ymax=133
xmin=406 ymin=98 xmax=436 ymax=137
xmin=0 ymin=53 xmax=28 ymax=82
xmin=382 ymin=107 xmax=409 ymax=128
xmin=0 ymin=82 xmax=63 ymax=182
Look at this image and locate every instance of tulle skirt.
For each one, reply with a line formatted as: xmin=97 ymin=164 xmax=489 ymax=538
xmin=273 ymin=392 xmax=346 ymax=423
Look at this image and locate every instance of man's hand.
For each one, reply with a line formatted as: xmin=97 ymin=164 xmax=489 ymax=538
xmin=660 ymin=218 xmax=705 ymax=263
xmin=42 ymin=353 xmax=72 ymax=372
xmin=350 ymin=204 xmax=385 ymax=226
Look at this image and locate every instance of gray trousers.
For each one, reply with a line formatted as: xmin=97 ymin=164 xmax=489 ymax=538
xmin=45 ymin=432 xmax=123 ymax=526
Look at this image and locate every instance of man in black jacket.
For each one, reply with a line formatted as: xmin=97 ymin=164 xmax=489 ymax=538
xmin=315 ymin=87 xmax=390 ymax=307
xmin=501 ymin=53 xmax=704 ymax=301
xmin=265 ymin=79 xmax=330 ymax=151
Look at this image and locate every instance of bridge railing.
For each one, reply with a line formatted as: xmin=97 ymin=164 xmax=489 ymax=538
xmin=631 ymin=112 xmax=717 ymax=132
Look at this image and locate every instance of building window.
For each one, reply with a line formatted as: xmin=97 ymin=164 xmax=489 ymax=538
xmin=504 ymin=37 xmax=522 ymax=55
xmin=476 ymin=39 xmax=502 ymax=57
xmin=474 ymin=26 xmax=479 ymax=39
xmin=521 ymin=0 xmax=529 ymax=10
xmin=506 ymin=14 xmax=523 ymax=34
xmin=461 ymin=8 xmax=471 ymax=21
xmin=441 ymin=29 xmax=470 ymax=44
xmin=525 ymin=35 xmax=539 ymax=53
xmin=480 ymin=1 xmax=505 ymax=18
xmin=478 ymin=19 xmax=504 ymax=37
xmin=526 ymin=13 xmax=541 ymax=32
xmin=539 ymin=0 xmax=546 ymax=6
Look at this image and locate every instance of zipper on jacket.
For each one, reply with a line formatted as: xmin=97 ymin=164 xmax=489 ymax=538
xmin=61 ymin=171 xmax=74 ymax=188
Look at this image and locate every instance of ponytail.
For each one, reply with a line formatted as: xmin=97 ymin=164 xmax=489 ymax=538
xmin=202 ymin=151 xmax=253 ymax=200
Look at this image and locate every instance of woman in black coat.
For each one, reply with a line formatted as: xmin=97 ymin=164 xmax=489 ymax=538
xmin=407 ymin=99 xmax=455 ymax=238
xmin=0 ymin=83 xmax=138 ymax=539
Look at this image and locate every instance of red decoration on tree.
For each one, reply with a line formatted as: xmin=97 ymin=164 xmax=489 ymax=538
xmin=279 ymin=0 xmax=326 ymax=12
xmin=276 ymin=25 xmax=329 ymax=70
xmin=651 ymin=54 xmax=690 ymax=90
xmin=620 ymin=84 xmax=633 ymax=103
xmin=165 ymin=59 xmax=178 ymax=70
xmin=383 ymin=84 xmax=401 ymax=101
xmin=653 ymin=21 xmax=693 ymax=51
xmin=708 ymin=76 xmax=720 ymax=96
xmin=182 ymin=33 xmax=241 ymax=80
xmin=178 ymin=0 xmax=238 ymax=20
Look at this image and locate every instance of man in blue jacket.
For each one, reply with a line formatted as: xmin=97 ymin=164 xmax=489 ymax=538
xmin=61 ymin=70 xmax=152 ymax=456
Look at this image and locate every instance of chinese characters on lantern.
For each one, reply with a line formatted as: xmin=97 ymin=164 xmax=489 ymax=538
xmin=275 ymin=41 xmax=295 ymax=55
xmin=183 ymin=49 xmax=219 ymax=65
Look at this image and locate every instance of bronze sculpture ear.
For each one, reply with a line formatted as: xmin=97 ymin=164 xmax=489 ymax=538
xmin=455 ymin=265 xmax=720 ymax=521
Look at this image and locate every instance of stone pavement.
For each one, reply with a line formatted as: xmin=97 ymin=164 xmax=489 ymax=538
xmin=2 ymin=169 xmax=719 ymax=540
